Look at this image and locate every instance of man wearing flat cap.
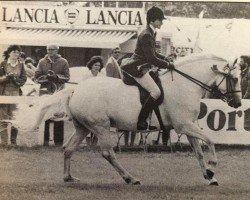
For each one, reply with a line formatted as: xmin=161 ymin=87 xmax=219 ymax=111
xmin=121 ymin=6 xmax=175 ymax=131
xmin=35 ymin=44 xmax=70 ymax=146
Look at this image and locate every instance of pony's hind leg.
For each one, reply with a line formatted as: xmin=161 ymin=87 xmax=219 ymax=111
xmin=63 ymin=118 xmax=89 ymax=182
xmin=187 ymin=136 xmax=218 ymax=186
xmin=93 ymin=123 xmax=141 ymax=185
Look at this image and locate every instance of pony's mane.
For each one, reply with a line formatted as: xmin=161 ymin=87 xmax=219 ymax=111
xmin=175 ymin=53 xmax=227 ymax=68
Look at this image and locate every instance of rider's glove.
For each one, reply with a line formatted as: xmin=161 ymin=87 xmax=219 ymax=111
xmin=167 ymin=62 xmax=175 ymax=70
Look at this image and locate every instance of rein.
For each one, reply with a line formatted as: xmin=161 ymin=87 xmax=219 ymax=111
xmin=161 ymin=67 xmax=240 ymax=103
xmin=173 ymin=68 xmax=215 ymax=94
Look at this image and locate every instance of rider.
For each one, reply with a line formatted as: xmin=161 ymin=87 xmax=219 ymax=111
xmin=121 ymin=6 xmax=175 ymax=131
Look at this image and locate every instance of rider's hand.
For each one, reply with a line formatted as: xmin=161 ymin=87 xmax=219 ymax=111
xmin=168 ymin=62 xmax=175 ymax=70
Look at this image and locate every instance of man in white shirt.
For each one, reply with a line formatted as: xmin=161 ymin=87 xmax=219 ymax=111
xmin=106 ymin=47 xmax=122 ymax=79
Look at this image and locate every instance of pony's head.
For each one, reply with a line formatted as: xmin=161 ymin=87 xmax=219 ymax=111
xmin=210 ymin=62 xmax=242 ymax=108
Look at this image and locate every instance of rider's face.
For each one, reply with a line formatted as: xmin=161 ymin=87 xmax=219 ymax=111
xmin=151 ymin=19 xmax=163 ymax=29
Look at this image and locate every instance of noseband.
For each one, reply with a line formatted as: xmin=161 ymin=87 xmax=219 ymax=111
xmin=211 ymin=69 xmax=241 ymax=103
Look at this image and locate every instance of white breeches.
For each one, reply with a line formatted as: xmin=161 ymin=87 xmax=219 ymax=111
xmin=134 ymin=72 xmax=161 ymax=100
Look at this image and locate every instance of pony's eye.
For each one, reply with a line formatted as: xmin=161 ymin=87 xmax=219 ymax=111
xmin=233 ymin=77 xmax=238 ymax=83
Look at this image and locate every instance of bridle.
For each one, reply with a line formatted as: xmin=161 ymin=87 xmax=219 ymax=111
xmin=209 ymin=68 xmax=241 ymax=104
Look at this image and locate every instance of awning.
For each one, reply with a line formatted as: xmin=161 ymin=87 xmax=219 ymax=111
xmin=0 ymin=27 xmax=137 ymax=48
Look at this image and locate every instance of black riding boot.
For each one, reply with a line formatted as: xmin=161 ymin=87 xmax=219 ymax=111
xmin=137 ymin=96 xmax=157 ymax=131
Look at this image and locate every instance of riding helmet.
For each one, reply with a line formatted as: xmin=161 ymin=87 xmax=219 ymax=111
xmin=147 ymin=6 xmax=166 ymax=23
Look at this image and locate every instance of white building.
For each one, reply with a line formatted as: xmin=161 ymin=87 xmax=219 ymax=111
xmin=0 ymin=1 xmax=141 ymax=66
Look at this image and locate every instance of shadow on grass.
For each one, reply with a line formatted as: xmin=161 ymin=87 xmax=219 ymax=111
xmin=62 ymin=181 xmax=250 ymax=195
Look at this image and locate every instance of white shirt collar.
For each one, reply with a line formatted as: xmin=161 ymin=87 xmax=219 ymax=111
xmin=111 ymin=56 xmax=118 ymax=61
xmin=7 ymin=58 xmax=18 ymax=67
xmin=149 ymin=24 xmax=156 ymax=34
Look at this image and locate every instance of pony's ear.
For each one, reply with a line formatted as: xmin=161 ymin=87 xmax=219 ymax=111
xmin=211 ymin=64 xmax=227 ymax=75
xmin=211 ymin=65 xmax=218 ymax=72
xmin=212 ymin=65 xmax=218 ymax=70
xmin=233 ymin=58 xmax=238 ymax=67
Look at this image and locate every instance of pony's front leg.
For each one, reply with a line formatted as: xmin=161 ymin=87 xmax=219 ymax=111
xmin=63 ymin=126 xmax=87 ymax=182
xmin=187 ymin=136 xmax=218 ymax=186
xmin=177 ymin=122 xmax=218 ymax=166
xmin=96 ymin=125 xmax=141 ymax=185
xmin=207 ymin=144 xmax=218 ymax=167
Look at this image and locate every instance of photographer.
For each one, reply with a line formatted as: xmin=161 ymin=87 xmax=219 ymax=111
xmin=35 ymin=44 xmax=70 ymax=146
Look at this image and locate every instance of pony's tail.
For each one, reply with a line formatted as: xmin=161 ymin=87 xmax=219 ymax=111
xmin=11 ymin=88 xmax=74 ymax=132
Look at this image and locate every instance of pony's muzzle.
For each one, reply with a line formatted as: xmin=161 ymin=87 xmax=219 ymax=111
xmin=234 ymin=102 xmax=241 ymax=108
xmin=228 ymin=100 xmax=241 ymax=108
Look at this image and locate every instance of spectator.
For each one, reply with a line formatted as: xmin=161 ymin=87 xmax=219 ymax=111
xmin=239 ymin=55 xmax=250 ymax=130
xmin=86 ymin=55 xmax=104 ymax=78
xmin=106 ymin=49 xmax=135 ymax=146
xmin=19 ymin=52 xmax=26 ymax=63
xmin=84 ymin=56 xmax=104 ymax=146
xmin=239 ymin=55 xmax=250 ymax=98
xmin=106 ymin=47 xmax=122 ymax=78
xmin=35 ymin=44 xmax=70 ymax=146
xmin=0 ymin=45 xmax=27 ymax=146
xmin=19 ymin=52 xmax=36 ymax=79
xmin=24 ymin=57 xmax=36 ymax=79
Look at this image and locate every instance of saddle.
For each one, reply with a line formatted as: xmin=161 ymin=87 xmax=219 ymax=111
xmin=122 ymin=70 xmax=164 ymax=106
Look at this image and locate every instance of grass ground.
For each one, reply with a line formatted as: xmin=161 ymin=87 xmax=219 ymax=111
xmin=0 ymin=147 xmax=249 ymax=200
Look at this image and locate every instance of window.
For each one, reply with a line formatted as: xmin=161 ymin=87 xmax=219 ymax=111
xmin=118 ymin=1 xmax=143 ymax=8
xmin=104 ymin=1 xmax=116 ymax=8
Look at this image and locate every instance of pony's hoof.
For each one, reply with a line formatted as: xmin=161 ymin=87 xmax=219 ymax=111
xmin=206 ymin=169 xmax=214 ymax=180
xmin=133 ymin=180 xmax=141 ymax=185
xmin=209 ymin=181 xmax=219 ymax=186
xmin=64 ymin=175 xmax=80 ymax=183
xmin=208 ymin=160 xmax=217 ymax=166
xmin=124 ymin=177 xmax=141 ymax=185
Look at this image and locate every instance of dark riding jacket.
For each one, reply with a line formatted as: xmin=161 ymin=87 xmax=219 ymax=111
xmin=121 ymin=26 xmax=171 ymax=77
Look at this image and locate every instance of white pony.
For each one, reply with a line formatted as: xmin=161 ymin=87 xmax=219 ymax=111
xmin=13 ymin=53 xmax=242 ymax=186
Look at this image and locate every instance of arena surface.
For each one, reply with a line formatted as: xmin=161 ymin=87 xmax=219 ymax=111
xmin=0 ymin=147 xmax=249 ymax=200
